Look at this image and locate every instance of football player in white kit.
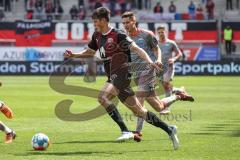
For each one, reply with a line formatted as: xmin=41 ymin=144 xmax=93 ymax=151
xmin=157 ymin=26 xmax=188 ymax=114
xmin=121 ymin=12 xmax=194 ymax=143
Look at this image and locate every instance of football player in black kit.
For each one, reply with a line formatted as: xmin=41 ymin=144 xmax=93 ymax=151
xmin=64 ymin=7 xmax=179 ymax=150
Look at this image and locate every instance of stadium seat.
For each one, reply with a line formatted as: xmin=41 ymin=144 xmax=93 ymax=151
xmin=196 ymin=13 xmax=204 ymax=20
xmin=182 ymin=13 xmax=190 ymax=20
xmin=175 ymin=13 xmax=182 ymax=20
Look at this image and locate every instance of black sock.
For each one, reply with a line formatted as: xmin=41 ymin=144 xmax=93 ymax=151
xmin=105 ymin=104 xmax=129 ymax=132
xmin=145 ymin=111 xmax=172 ymax=135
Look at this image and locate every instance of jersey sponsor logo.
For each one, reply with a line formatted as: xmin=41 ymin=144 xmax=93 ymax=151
xmin=136 ymin=38 xmax=145 ymax=49
xmin=107 ymin=38 xmax=113 ymax=43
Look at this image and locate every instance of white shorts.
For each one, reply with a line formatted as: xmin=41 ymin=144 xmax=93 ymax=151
xmin=134 ymin=68 xmax=156 ymax=92
xmin=162 ymin=66 xmax=174 ymax=82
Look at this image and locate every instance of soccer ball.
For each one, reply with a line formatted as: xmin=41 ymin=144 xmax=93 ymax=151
xmin=31 ymin=133 xmax=50 ymax=150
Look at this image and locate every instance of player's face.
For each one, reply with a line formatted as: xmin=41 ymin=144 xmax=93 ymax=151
xmin=122 ymin=17 xmax=135 ymax=33
xmin=93 ymin=18 xmax=105 ymax=32
xmin=157 ymin=29 xmax=166 ymax=40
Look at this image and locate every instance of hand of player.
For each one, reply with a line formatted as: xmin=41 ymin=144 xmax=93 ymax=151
xmin=155 ymin=61 xmax=163 ymax=71
xmin=149 ymin=62 xmax=162 ymax=72
xmin=168 ymin=58 xmax=175 ymax=65
xmin=64 ymin=50 xmax=73 ymax=58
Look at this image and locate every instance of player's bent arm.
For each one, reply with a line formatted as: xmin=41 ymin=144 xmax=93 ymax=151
xmin=152 ymin=46 xmax=162 ymax=63
xmin=65 ymin=48 xmax=95 ymax=58
xmin=130 ymin=42 xmax=154 ymax=64
xmin=173 ymin=47 xmax=183 ymax=61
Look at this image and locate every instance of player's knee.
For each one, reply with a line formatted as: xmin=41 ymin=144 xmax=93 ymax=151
xmin=133 ymin=107 xmax=148 ymax=118
xmin=97 ymin=93 xmax=106 ymax=105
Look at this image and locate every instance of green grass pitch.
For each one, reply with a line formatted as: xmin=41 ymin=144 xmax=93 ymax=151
xmin=0 ymin=76 xmax=239 ymax=160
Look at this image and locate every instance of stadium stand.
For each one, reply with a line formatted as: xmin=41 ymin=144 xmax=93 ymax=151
xmin=0 ymin=0 xmax=233 ymax=21
xmin=0 ymin=0 xmax=240 ymax=60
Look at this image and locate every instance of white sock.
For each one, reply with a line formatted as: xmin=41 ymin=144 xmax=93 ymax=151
xmin=161 ymin=95 xmax=178 ymax=108
xmin=0 ymin=122 xmax=12 ymax=134
xmin=165 ymin=90 xmax=172 ymax=97
xmin=172 ymin=87 xmax=184 ymax=93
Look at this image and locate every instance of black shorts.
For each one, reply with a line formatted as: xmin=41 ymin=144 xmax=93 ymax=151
xmin=107 ymin=69 xmax=135 ymax=103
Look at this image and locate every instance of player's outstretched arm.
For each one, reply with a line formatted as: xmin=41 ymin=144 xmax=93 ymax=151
xmin=130 ymin=42 xmax=161 ymax=71
xmin=64 ymin=48 xmax=95 ymax=58
xmin=130 ymin=42 xmax=153 ymax=64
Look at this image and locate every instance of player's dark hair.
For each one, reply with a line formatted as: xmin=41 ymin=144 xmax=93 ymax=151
xmin=157 ymin=26 xmax=166 ymax=30
xmin=92 ymin=7 xmax=110 ymax=22
xmin=121 ymin=11 xmax=135 ymax=20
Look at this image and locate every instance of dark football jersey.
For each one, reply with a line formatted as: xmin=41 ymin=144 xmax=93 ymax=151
xmin=88 ymin=28 xmax=133 ymax=78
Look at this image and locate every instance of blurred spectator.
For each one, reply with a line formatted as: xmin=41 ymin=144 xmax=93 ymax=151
xmin=138 ymin=0 xmax=142 ymax=10
xmin=168 ymin=1 xmax=176 ymax=13
xmin=126 ymin=0 xmax=132 ymax=11
xmin=88 ymin=0 xmax=95 ymax=10
xmin=78 ymin=5 xmax=86 ymax=20
xmin=101 ymin=0 xmax=109 ymax=8
xmin=129 ymin=0 xmax=136 ymax=9
xmin=78 ymin=0 xmax=84 ymax=7
xmin=196 ymin=3 xmax=204 ymax=20
xmin=53 ymin=2 xmax=63 ymax=20
xmin=34 ymin=0 xmax=43 ymax=8
xmin=26 ymin=11 xmax=33 ymax=19
xmin=196 ymin=4 xmax=203 ymax=14
xmin=24 ymin=0 xmax=27 ymax=10
xmin=226 ymin=0 xmax=233 ymax=10
xmin=0 ymin=0 xmax=4 ymax=7
xmin=115 ymin=3 xmax=121 ymax=15
xmin=70 ymin=5 xmax=78 ymax=20
xmin=45 ymin=0 xmax=54 ymax=20
xmin=0 ymin=9 xmax=5 ymax=21
xmin=188 ymin=1 xmax=196 ymax=19
xmin=144 ymin=0 xmax=151 ymax=10
xmin=35 ymin=0 xmax=43 ymax=10
xmin=5 ymin=0 xmax=11 ymax=12
xmin=35 ymin=9 xmax=44 ymax=20
xmin=54 ymin=0 xmax=60 ymax=6
xmin=154 ymin=2 xmax=163 ymax=13
xmin=109 ymin=0 xmax=116 ymax=16
xmin=236 ymin=0 xmax=239 ymax=9
xmin=119 ymin=0 xmax=127 ymax=14
xmin=224 ymin=26 xmax=233 ymax=55
xmin=26 ymin=0 xmax=35 ymax=12
xmin=206 ymin=0 xmax=214 ymax=19
xmin=35 ymin=0 xmax=44 ymax=19
xmin=94 ymin=0 xmax=102 ymax=9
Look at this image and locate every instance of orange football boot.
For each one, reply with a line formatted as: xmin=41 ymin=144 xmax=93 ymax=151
xmin=0 ymin=102 xmax=14 ymax=119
